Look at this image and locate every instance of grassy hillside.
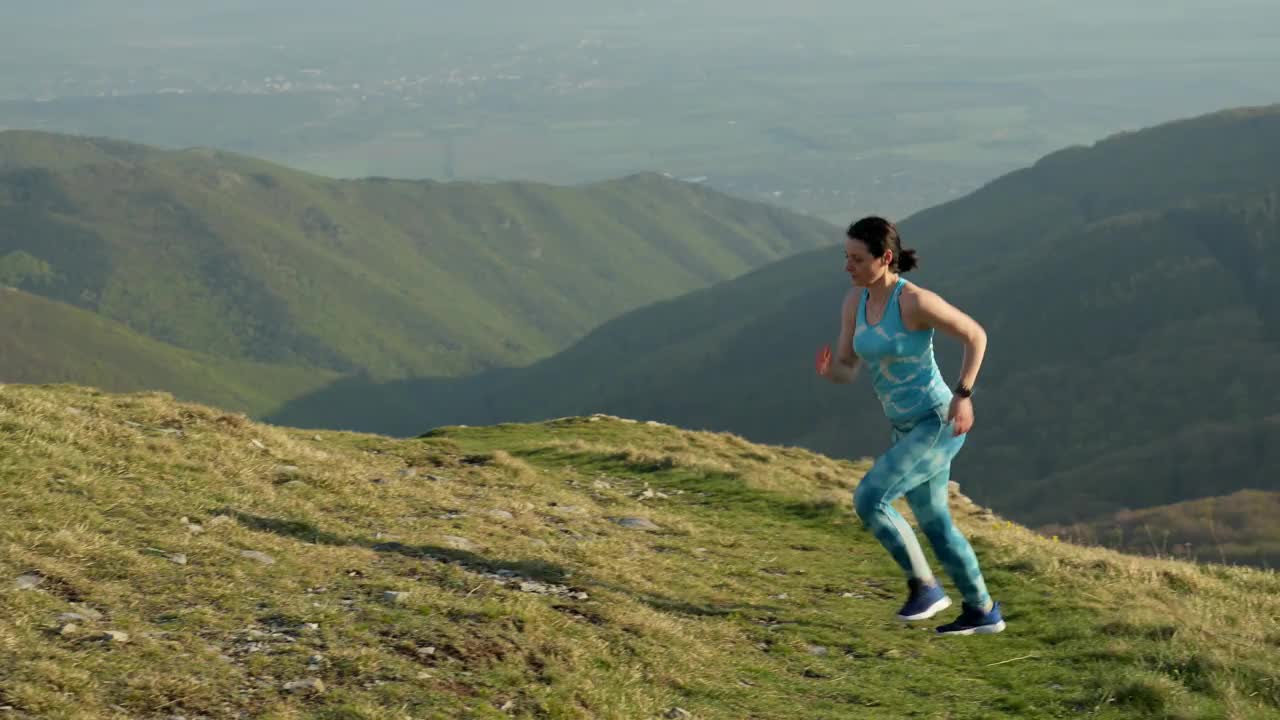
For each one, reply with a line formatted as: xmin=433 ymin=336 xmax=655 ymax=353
xmin=1041 ymin=489 xmax=1280 ymax=570
xmin=271 ymin=104 xmax=1280 ymax=537
xmin=0 ymin=129 xmax=835 ymax=379
xmin=0 ymin=287 xmax=336 ymax=416
xmin=2 ymin=384 xmax=1279 ymax=719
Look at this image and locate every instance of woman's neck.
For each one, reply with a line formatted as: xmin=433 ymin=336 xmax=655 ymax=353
xmin=866 ymin=271 xmax=899 ymax=302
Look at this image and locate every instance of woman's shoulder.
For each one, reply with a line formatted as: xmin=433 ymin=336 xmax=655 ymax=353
xmin=898 ymin=282 xmax=947 ymax=329
xmin=900 ymin=277 xmax=948 ymax=298
xmin=898 ymin=280 xmax=930 ymax=306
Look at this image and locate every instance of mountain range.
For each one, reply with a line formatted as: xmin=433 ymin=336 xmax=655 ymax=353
xmin=0 ymin=129 xmax=834 ymax=386
xmin=268 ymin=104 xmax=1280 ymax=540
xmin=4 ymin=105 xmax=1280 ymax=565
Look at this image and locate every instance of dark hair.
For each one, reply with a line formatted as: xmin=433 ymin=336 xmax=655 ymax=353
xmin=846 ymin=216 xmax=918 ymax=272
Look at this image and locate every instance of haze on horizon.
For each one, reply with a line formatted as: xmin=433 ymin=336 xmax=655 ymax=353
xmin=4 ymin=0 xmax=1279 ymax=221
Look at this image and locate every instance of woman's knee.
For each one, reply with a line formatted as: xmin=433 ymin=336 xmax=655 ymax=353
xmin=853 ymin=481 xmax=885 ymax=523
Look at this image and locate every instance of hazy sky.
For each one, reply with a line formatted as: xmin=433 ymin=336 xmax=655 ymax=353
xmin=4 ymin=1 xmax=1277 ymax=220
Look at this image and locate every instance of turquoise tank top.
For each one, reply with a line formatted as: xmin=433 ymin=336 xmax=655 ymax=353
xmin=853 ymin=277 xmax=954 ymax=425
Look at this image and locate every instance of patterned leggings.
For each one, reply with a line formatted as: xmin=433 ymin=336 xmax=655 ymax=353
xmin=852 ymin=405 xmax=991 ymax=609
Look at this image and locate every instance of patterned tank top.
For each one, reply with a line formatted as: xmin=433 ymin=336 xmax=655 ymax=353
xmin=853 ymin=277 xmax=954 ymax=425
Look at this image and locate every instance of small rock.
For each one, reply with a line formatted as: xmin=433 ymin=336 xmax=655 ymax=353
xmin=399 ymin=468 xmax=418 ymax=479
xmin=57 ymin=613 xmax=89 ymax=624
xmin=14 ymin=573 xmax=43 ymax=591
xmin=592 ymin=479 xmax=612 ymax=490
xmin=487 ymin=509 xmax=515 ymax=521
xmin=308 ymin=654 xmax=326 ymax=666
xmin=207 ymin=515 xmax=233 ymax=528
xmin=69 ymin=605 xmax=104 ymax=621
xmin=239 ymin=551 xmax=275 ymax=565
xmin=772 ymin=593 xmax=789 ymax=600
xmin=665 ymin=709 xmax=693 ymax=719
xmin=313 ymin=435 xmax=323 ymax=441
xmin=383 ymin=591 xmax=410 ymax=604
xmin=250 ymin=439 xmax=266 ymax=450
xmin=611 ymin=517 xmax=660 ymax=531
xmin=283 ymin=678 xmax=325 ymax=694
xmin=441 ymin=535 xmax=479 ymax=552
xmin=169 ymin=554 xmax=188 ymax=565
xmin=59 ymin=623 xmax=79 ymax=636
xmin=807 ymin=644 xmax=829 ymax=656
xmin=416 ymin=646 xmax=436 ymax=657
xmin=101 ymin=630 xmax=130 ymax=643
xmin=276 ymin=465 xmax=301 ymax=476
xmin=186 ymin=523 xmax=205 ymax=535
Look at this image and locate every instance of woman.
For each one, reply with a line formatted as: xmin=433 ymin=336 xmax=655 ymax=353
xmin=815 ymin=215 xmax=1004 ymax=635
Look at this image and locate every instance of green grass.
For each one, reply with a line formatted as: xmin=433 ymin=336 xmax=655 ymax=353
xmin=0 ymin=129 xmax=836 ymax=381
xmin=2 ymin=384 xmax=1277 ymax=718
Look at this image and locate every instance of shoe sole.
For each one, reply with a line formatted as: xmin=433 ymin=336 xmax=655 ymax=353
xmin=896 ymin=595 xmax=952 ymax=622
xmin=937 ymin=620 xmax=1007 ymax=636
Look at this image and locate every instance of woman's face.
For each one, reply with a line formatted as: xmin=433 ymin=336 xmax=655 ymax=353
xmin=844 ymin=237 xmax=890 ymax=287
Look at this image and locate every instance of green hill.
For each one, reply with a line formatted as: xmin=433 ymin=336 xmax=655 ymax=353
xmin=0 ymin=287 xmax=336 ymax=416
xmin=269 ymin=104 xmax=1280 ymax=537
xmin=1 ymin=384 xmax=1277 ymax=718
xmin=1040 ymin=489 xmax=1280 ymax=570
xmin=0 ymin=129 xmax=836 ymax=380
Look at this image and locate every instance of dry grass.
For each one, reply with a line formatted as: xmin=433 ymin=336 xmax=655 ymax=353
xmin=1 ymin=387 xmax=1277 ymax=719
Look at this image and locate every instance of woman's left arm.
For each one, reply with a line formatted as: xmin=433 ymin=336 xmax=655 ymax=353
xmin=906 ymin=288 xmax=987 ymax=433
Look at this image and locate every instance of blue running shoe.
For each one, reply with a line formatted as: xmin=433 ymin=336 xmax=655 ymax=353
xmin=936 ymin=601 xmax=1006 ymax=635
xmin=896 ymin=578 xmax=952 ymax=621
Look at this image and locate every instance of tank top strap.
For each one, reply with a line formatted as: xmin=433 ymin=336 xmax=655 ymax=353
xmin=884 ymin=276 xmax=908 ymax=330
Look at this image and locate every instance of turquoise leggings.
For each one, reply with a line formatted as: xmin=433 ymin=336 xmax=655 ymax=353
xmin=852 ymin=405 xmax=991 ymax=608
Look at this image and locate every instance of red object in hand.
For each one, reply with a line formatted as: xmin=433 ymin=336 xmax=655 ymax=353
xmin=816 ymin=344 xmax=832 ymax=375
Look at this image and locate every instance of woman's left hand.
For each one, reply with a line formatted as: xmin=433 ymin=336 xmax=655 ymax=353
xmin=948 ymin=396 xmax=974 ymax=436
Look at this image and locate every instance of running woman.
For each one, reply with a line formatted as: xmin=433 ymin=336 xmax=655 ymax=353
xmin=815 ymin=216 xmax=1005 ymax=635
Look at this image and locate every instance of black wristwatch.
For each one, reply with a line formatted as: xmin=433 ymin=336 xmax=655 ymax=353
xmin=954 ymin=382 xmax=973 ymax=398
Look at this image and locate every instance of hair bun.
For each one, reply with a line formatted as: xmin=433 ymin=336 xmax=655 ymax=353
xmin=898 ymin=248 xmax=919 ymax=272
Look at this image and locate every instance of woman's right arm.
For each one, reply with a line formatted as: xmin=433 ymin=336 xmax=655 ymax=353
xmin=819 ymin=290 xmax=861 ymax=384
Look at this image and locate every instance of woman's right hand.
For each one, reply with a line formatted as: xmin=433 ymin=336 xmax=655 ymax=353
xmin=816 ymin=344 xmax=833 ymax=378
